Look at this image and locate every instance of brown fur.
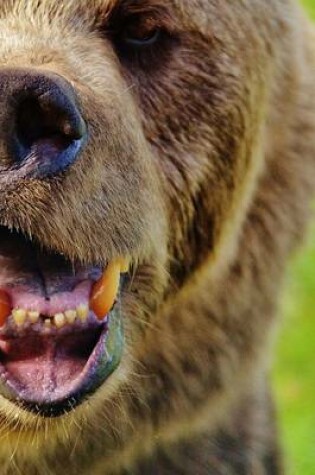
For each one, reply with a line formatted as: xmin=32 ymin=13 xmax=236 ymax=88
xmin=0 ymin=0 xmax=314 ymax=473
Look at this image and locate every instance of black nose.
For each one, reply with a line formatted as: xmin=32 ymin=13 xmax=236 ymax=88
xmin=0 ymin=69 xmax=87 ymax=178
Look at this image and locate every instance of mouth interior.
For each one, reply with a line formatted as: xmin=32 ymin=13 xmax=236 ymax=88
xmin=0 ymin=327 xmax=104 ymax=401
xmin=0 ymin=225 xmax=121 ymax=410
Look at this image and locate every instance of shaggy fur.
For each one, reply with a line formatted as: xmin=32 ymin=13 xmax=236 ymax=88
xmin=0 ymin=0 xmax=314 ymax=473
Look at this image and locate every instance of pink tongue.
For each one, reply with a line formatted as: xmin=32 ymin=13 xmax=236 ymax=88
xmin=0 ymin=331 xmax=100 ymax=401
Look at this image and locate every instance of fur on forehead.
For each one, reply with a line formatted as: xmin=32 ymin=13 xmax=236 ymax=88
xmin=0 ymin=0 xmax=288 ymax=41
xmin=2 ymin=0 xmax=169 ymax=18
xmin=0 ymin=0 xmax=181 ymax=39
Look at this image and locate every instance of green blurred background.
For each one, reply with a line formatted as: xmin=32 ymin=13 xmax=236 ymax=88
xmin=274 ymin=4 xmax=315 ymax=474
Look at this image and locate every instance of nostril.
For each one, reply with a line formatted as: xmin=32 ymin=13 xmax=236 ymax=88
xmin=16 ymin=96 xmax=74 ymax=152
xmin=12 ymin=83 xmax=87 ymax=178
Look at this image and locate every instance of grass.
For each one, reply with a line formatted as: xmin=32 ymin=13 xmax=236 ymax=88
xmin=274 ymin=225 xmax=315 ymax=475
xmin=303 ymin=0 xmax=315 ymax=17
xmin=273 ymin=6 xmax=315 ymax=473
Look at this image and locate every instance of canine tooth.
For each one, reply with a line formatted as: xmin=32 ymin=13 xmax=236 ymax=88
xmin=54 ymin=313 xmax=66 ymax=328
xmin=12 ymin=309 xmax=27 ymax=326
xmin=90 ymin=260 xmax=120 ymax=321
xmin=0 ymin=290 xmax=12 ymax=327
xmin=28 ymin=311 xmax=40 ymax=324
xmin=65 ymin=310 xmax=77 ymax=324
xmin=77 ymin=304 xmax=88 ymax=322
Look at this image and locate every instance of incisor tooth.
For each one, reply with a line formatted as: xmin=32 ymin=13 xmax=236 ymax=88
xmin=44 ymin=319 xmax=51 ymax=328
xmin=54 ymin=313 xmax=66 ymax=328
xmin=28 ymin=311 xmax=40 ymax=324
xmin=65 ymin=310 xmax=77 ymax=324
xmin=77 ymin=304 xmax=88 ymax=322
xmin=13 ymin=309 xmax=26 ymax=326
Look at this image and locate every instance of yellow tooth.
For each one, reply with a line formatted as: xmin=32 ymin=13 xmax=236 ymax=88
xmin=13 ymin=309 xmax=27 ymax=326
xmin=28 ymin=311 xmax=40 ymax=324
xmin=90 ymin=260 xmax=120 ymax=320
xmin=44 ymin=318 xmax=52 ymax=328
xmin=118 ymin=257 xmax=131 ymax=274
xmin=65 ymin=310 xmax=77 ymax=324
xmin=54 ymin=313 xmax=66 ymax=328
xmin=77 ymin=304 xmax=88 ymax=322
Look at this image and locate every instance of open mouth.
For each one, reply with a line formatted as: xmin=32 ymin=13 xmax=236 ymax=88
xmin=0 ymin=225 xmax=129 ymax=417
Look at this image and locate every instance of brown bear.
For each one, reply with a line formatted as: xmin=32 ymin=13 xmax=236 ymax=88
xmin=0 ymin=0 xmax=313 ymax=474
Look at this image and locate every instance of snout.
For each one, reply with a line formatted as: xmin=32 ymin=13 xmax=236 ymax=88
xmin=0 ymin=69 xmax=87 ymax=178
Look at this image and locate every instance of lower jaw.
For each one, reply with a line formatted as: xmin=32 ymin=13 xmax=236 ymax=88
xmin=0 ymin=308 xmax=123 ymax=418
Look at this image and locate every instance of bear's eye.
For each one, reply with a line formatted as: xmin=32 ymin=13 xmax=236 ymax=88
xmin=122 ymin=20 xmax=161 ymax=47
xmin=105 ymin=5 xmax=178 ymax=70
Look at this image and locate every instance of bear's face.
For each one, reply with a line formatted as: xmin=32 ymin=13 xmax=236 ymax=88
xmin=0 ymin=0 xmax=285 ymax=462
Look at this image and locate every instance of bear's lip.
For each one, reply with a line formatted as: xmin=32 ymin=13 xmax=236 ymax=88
xmin=0 ymin=225 xmax=125 ymax=417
